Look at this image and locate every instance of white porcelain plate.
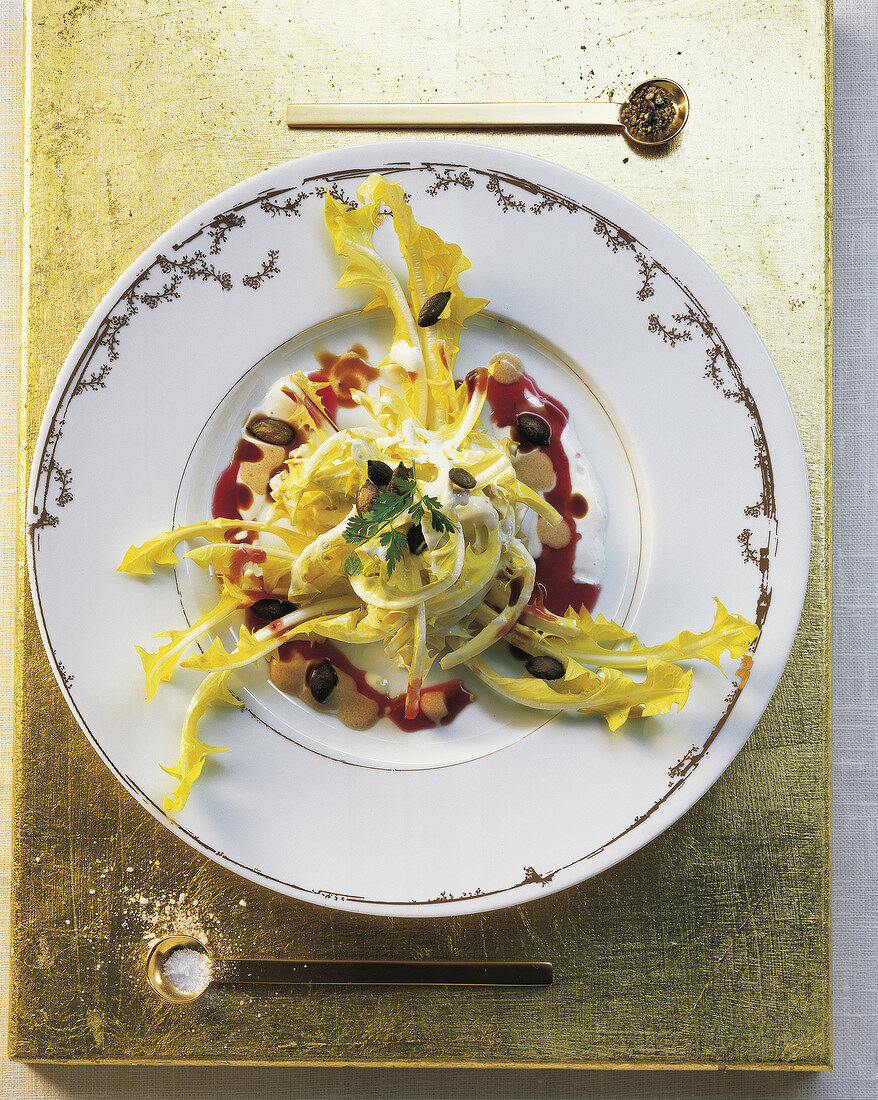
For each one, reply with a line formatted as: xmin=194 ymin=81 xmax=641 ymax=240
xmin=27 ymin=142 xmax=810 ymax=917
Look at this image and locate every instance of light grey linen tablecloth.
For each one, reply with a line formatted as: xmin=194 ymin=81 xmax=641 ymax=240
xmin=1 ymin=2 xmax=874 ymax=1096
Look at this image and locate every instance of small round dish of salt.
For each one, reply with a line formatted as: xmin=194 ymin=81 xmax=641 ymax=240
xmin=146 ymin=935 xmax=212 ymax=1004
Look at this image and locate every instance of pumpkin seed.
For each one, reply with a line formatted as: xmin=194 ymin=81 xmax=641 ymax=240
xmin=524 ymin=655 xmax=565 ymax=681
xmin=367 ymin=459 xmax=393 ymax=487
xmin=449 ymin=467 xmax=476 ymax=490
xmin=417 ymin=290 xmax=451 ymax=327
xmin=309 ymin=659 xmax=339 ymax=703
xmin=406 ymin=523 xmax=427 ymax=555
xmin=250 ymin=598 xmax=296 ymax=621
xmin=356 ymin=480 xmax=380 ymax=515
xmin=516 ymin=412 xmax=552 ymax=447
xmin=247 ymin=416 xmax=296 ymax=447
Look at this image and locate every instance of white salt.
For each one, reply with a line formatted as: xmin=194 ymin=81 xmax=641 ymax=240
xmin=162 ymin=947 xmax=211 ymax=995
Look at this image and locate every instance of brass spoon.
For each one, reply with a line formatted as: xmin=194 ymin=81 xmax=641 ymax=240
xmin=286 ymin=78 xmax=689 ymax=148
xmin=146 ymin=934 xmax=552 ymax=1005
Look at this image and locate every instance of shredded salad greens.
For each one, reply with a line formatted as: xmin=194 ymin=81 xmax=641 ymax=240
xmin=119 ymin=175 xmax=760 ymax=813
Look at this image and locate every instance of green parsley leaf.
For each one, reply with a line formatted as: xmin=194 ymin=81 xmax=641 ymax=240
xmin=343 ymin=489 xmax=411 ymax=545
xmin=379 ymin=529 xmax=408 ymax=575
xmin=341 ymin=464 xmax=455 ymax=574
xmin=390 ymin=476 xmax=416 ymax=497
xmin=422 ymin=495 xmax=456 ymax=533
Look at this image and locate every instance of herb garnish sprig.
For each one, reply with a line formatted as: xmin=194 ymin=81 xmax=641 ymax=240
xmin=343 ymin=463 xmax=455 ymax=577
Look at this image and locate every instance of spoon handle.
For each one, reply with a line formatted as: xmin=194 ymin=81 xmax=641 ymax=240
xmin=286 ymin=102 xmax=622 ymax=129
xmin=217 ymin=958 xmax=552 ymax=987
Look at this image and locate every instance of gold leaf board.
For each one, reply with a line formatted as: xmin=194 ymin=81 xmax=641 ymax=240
xmin=10 ymin=0 xmax=831 ymax=1067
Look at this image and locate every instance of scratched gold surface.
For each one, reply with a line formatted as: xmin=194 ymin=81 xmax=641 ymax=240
xmin=10 ymin=0 xmax=831 ymax=1067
